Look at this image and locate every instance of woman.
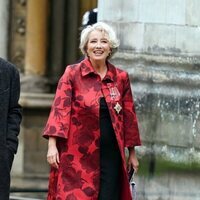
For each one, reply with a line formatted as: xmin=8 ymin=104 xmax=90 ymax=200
xmin=43 ymin=22 xmax=141 ymax=200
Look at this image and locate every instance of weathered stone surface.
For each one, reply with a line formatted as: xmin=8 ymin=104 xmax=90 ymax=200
xmin=98 ymin=0 xmax=200 ymax=198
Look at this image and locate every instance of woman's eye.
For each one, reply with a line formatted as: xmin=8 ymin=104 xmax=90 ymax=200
xmin=90 ymin=40 xmax=96 ymax=43
xmin=102 ymin=40 xmax=108 ymax=43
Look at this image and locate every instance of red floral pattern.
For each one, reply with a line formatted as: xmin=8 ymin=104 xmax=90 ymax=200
xmin=43 ymin=58 xmax=141 ymax=200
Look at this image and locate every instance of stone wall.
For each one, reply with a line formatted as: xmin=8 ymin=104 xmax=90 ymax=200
xmin=98 ymin=0 xmax=200 ymax=199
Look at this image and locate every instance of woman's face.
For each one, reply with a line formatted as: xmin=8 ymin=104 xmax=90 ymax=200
xmin=86 ymin=30 xmax=111 ymax=62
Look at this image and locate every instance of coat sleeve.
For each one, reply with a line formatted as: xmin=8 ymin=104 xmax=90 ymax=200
xmin=7 ymin=67 xmax=22 ymax=154
xmin=122 ymin=72 xmax=141 ymax=147
xmin=43 ymin=67 xmax=72 ymax=139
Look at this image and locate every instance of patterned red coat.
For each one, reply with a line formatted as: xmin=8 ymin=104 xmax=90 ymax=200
xmin=43 ymin=58 xmax=141 ymax=200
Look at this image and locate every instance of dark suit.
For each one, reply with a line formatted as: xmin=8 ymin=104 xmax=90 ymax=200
xmin=0 ymin=58 xmax=22 ymax=200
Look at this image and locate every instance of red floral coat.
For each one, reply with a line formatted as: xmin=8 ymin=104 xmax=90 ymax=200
xmin=43 ymin=58 xmax=141 ymax=200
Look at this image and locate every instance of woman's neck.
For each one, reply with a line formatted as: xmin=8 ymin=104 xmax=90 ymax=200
xmin=90 ymin=59 xmax=107 ymax=80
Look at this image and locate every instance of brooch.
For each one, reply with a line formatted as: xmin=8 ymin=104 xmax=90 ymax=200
xmin=114 ymin=102 xmax=122 ymax=114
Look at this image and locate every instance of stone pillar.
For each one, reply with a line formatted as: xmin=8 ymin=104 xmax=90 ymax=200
xmin=0 ymin=0 xmax=9 ymax=59
xmin=47 ymin=0 xmax=66 ymax=85
xmin=64 ymin=0 xmax=79 ymax=65
xmin=21 ymin=0 xmax=49 ymax=92
xmin=25 ymin=0 xmax=47 ymax=76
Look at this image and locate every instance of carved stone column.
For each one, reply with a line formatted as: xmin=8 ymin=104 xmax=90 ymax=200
xmin=25 ymin=0 xmax=47 ymax=76
xmin=21 ymin=0 xmax=49 ymax=92
xmin=9 ymin=0 xmax=26 ymax=72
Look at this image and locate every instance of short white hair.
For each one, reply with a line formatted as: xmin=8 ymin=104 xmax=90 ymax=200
xmin=79 ymin=22 xmax=120 ymax=57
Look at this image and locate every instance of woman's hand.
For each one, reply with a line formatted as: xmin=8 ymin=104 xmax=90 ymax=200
xmin=127 ymin=147 xmax=139 ymax=174
xmin=47 ymin=137 xmax=60 ymax=169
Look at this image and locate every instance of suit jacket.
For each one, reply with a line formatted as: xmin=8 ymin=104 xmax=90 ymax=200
xmin=43 ymin=58 xmax=141 ymax=200
xmin=0 ymin=58 xmax=22 ymax=200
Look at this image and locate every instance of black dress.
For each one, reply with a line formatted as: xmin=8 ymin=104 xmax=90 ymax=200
xmin=98 ymin=97 xmax=121 ymax=200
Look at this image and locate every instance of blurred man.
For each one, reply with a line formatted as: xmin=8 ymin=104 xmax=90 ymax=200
xmin=0 ymin=58 xmax=22 ymax=200
xmin=77 ymin=8 xmax=98 ymax=63
xmin=82 ymin=8 xmax=98 ymax=28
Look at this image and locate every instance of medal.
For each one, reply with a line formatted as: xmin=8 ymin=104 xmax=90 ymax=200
xmin=108 ymin=84 xmax=120 ymax=101
xmin=107 ymin=83 xmax=122 ymax=114
xmin=114 ymin=102 xmax=122 ymax=114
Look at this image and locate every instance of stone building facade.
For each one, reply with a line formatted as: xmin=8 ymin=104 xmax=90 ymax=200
xmin=98 ymin=0 xmax=200 ymax=199
xmin=0 ymin=0 xmax=200 ymax=199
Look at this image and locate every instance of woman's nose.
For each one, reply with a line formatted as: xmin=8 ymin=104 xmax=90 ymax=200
xmin=95 ymin=42 xmax=102 ymax=48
